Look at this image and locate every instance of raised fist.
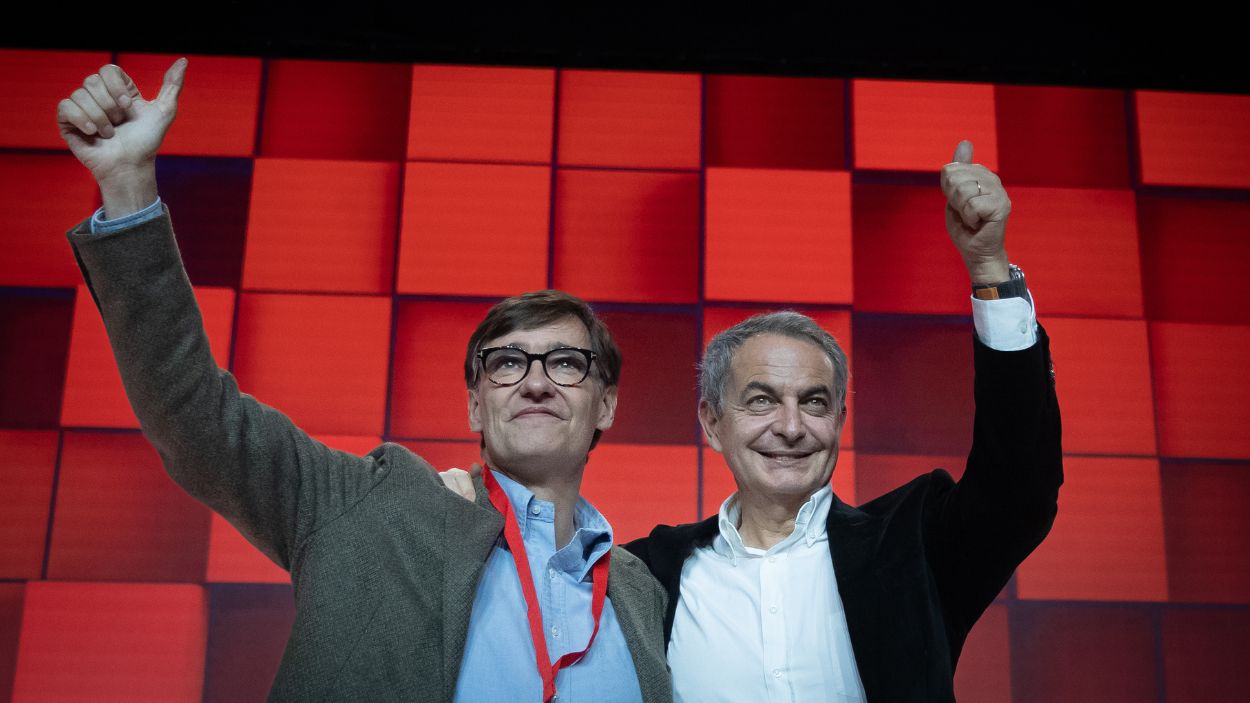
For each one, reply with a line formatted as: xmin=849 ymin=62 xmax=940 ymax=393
xmin=939 ymin=140 xmax=1011 ymax=285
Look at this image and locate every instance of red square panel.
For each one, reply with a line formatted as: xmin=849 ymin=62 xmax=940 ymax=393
xmin=408 ymin=65 xmax=555 ymax=163
xmin=0 ymin=49 xmax=110 ymax=149
xmin=1161 ymin=461 xmax=1250 ymax=604
xmin=596 ymin=310 xmax=699 ymax=445
xmin=580 ymin=443 xmax=698 ymax=542
xmin=118 ymin=53 xmax=260 ymax=157
xmin=397 ymin=162 xmax=549 ymax=296
xmin=0 ymin=154 xmax=98 ymax=287
xmin=705 ymin=168 xmax=853 ymax=304
xmin=851 ymin=183 xmax=973 ymax=314
xmin=557 ymin=70 xmax=700 ymax=169
xmin=1162 ymin=609 xmax=1250 ymax=703
xmin=553 ymin=169 xmax=699 ymax=303
xmin=0 ymin=291 xmax=75 ymax=428
xmin=390 ymin=301 xmax=493 ymax=440
xmin=1041 ymin=317 xmax=1156 ymax=456
xmin=12 ymin=581 xmax=206 ymax=702
xmin=244 ymin=158 xmax=399 ymax=294
xmin=46 ymin=432 xmax=212 ymax=582
xmin=704 ymin=75 xmax=846 ymax=170
xmin=953 ymin=603 xmax=1012 ymax=703
xmin=233 ymin=293 xmax=392 ymax=436
xmin=1016 ymin=457 xmax=1167 ymax=602
xmin=702 ymin=307 xmax=854 ymax=450
xmin=1139 ymin=196 xmax=1250 ymax=326
xmin=1009 ymin=604 xmax=1157 ymax=703
xmin=1150 ymin=322 xmax=1250 ymax=459
xmin=702 ymin=449 xmax=855 ymax=518
xmin=400 ymin=440 xmax=482 ymax=473
xmin=1136 ymin=90 xmax=1250 ymax=188
xmin=0 ymin=430 xmax=58 ymax=579
xmin=260 ymin=59 xmax=411 ymax=161
xmin=852 ymin=80 xmax=998 ymax=171
xmin=61 ymin=285 xmax=235 ymax=428
xmin=854 ymin=453 xmax=965 ymax=507
xmin=994 ymin=85 xmax=1130 ymax=188
xmin=1007 ymin=188 xmax=1143 ymax=318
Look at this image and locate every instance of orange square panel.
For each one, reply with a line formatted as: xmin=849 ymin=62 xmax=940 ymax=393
xmin=553 ymin=169 xmax=699 ymax=303
xmin=1016 ymin=456 xmax=1167 ymax=602
xmin=61 ymin=285 xmax=235 ymax=428
xmin=1150 ymin=322 xmax=1250 ymax=459
xmin=244 ymin=158 xmax=399 ymax=294
xmin=0 ymin=154 xmax=98 ymax=287
xmin=118 ymin=53 xmax=261 ymax=157
xmin=702 ymin=307 xmax=854 ymax=450
xmin=0 ymin=430 xmax=58 ymax=579
xmin=1007 ymin=188 xmax=1143 ymax=318
xmin=400 ymin=440 xmax=482 ymax=473
xmin=702 ymin=448 xmax=855 ymax=518
xmin=994 ymin=85 xmax=1130 ymax=188
xmin=408 ymin=65 xmax=555 ymax=163
xmin=390 ymin=300 xmax=494 ymax=441
xmin=1136 ymin=90 xmax=1250 ymax=188
xmin=581 ymin=443 xmax=698 ymax=542
xmin=557 ymin=70 xmax=700 ymax=169
xmin=1041 ymin=317 xmax=1156 ymax=456
xmin=705 ymin=74 xmax=846 ymax=170
xmin=12 ymin=581 xmax=206 ymax=702
xmin=1161 ymin=461 xmax=1250 ymax=604
xmin=852 ymin=80 xmax=998 ymax=172
xmin=397 ymin=162 xmax=549 ymax=296
xmin=0 ymin=49 xmax=111 ymax=149
xmin=705 ymin=168 xmax=853 ymax=304
xmin=233 ymin=293 xmax=392 ymax=436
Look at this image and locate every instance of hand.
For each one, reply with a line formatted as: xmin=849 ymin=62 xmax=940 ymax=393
xmin=56 ymin=59 xmax=187 ymax=217
xmin=439 ymin=463 xmax=483 ymax=502
xmin=939 ymin=140 xmax=1011 ymax=285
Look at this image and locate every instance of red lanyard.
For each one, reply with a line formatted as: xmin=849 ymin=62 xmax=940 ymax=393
xmin=483 ymin=467 xmax=611 ymax=702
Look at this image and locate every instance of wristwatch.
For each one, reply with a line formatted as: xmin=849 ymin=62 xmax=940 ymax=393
xmin=972 ymin=264 xmax=1026 ymax=300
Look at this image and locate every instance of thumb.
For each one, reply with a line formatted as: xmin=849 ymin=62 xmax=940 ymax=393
xmin=154 ymin=58 xmax=188 ymax=111
xmin=952 ymin=139 xmax=973 ymax=164
xmin=469 ymin=462 xmax=485 ymax=479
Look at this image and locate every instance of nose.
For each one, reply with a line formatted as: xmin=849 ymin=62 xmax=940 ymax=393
xmin=518 ymin=358 xmax=556 ymax=399
xmin=770 ymin=399 xmax=807 ymax=444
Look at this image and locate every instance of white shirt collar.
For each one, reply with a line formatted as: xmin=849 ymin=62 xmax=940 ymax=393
xmin=713 ymin=484 xmax=833 ymax=561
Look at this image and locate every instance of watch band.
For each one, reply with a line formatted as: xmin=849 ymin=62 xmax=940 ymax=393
xmin=972 ymin=264 xmax=1027 ymax=300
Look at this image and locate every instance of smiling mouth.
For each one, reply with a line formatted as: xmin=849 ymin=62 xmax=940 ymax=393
xmin=513 ymin=408 xmax=562 ymax=420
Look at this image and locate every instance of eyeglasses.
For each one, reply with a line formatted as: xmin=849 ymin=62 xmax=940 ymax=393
xmin=477 ymin=346 xmax=598 ymax=387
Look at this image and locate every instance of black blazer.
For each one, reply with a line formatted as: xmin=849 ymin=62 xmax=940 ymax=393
xmin=627 ymin=329 xmax=1062 ymax=702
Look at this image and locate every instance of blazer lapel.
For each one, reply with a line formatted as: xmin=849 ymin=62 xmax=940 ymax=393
xmin=825 ymin=495 xmax=887 ymax=700
xmin=440 ymin=475 xmax=504 ymax=696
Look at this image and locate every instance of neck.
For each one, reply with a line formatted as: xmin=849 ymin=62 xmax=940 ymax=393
xmin=735 ymin=490 xmax=811 ymax=550
xmin=493 ymin=465 xmax=582 ymax=549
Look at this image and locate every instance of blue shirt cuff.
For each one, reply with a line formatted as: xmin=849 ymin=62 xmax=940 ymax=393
xmin=89 ymin=197 xmax=163 ymax=234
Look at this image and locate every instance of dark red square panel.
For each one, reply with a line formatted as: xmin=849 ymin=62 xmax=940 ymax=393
xmin=596 ymin=310 xmax=699 ymax=445
xmin=1138 ymin=195 xmax=1250 ymax=326
xmin=852 ymin=80 xmax=998 ymax=172
xmin=1161 ymin=460 xmax=1250 ymax=604
xmin=702 ymin=307 xmax=855 ymax=450
xmin=399 ymin=440 xmax=482 ymax=473
xmin=1040 ymin=317 xmax=1156 ymax=456
xmin=12 ymin=581 xmax=207 ymax=701
xmin=233 ymin=293 xmax=392 ymax=436
xmin=204 ymin=584 xmax=296 ymax=703
xmin=1010 ymin=604 xmax=1157 ymax=703
xmin=408 ymin=65 xmax=555 ymax=163
xmin=553 ymin=169 xmax=699 ymax=303
xmin=705 ymin=75 xmax=846 ymax=170
xmin=702 ymin=448 xmax=855 ymax=518
xmin=397 ymin=162 xmax=549 ymax=297
xmin=557 ymin=70 xmax=700 ymax=169
xmin=0 ymin=154 xmax=98 ymax=288
xmin=0 ymin=49 xmax=110 ymax=149
xmin=46 ymin=431 xmax=212 ymax=582
xmin=854 ymin=453 xmax=965 ymax=507
xmin=0 ymin=290 xmax=74 ymax=429
xmin=154 ymin=156 xmax=253 ymax=288
xmin=0 ymin=430 xmax=57 ymax=579
xmin=244 ymin=158 xmax=399 ymax=294
xmin=0 ymin=583 xmax=23 ymax=703
xmin=580 ymin=443 xmax=697 ymax=542
xmin=260 ymin=59 xmax=411 ymax=161
xmin=61 ymin=285 xmax=236 ymax=429
xmin=1136 ymin=90 xmax=1250 ymax=188
xmin=994 ymin=85 xmax=1130 ymax=188
xmin=390 ymin=300 xmax=493 ymax=441
xmin=1016 ymin=457 xmax=1167 ymax=602
xmin=1162 ymin=609 xmax=1250 ymax=703
xmin=953 ymin=603 xmax=1012 ymax=703
xmin=117 ymin=53 xmax=261 ymax=157
xmin=1150 ymin=322 xmax=1250 ymax=459
xmin=852 ymin=183 xmax=973 ymax=315
xmin=704 ymin=168 xmax=852 ymax=304
xmin=1007 ymin=187 xmax=1143 ymax=318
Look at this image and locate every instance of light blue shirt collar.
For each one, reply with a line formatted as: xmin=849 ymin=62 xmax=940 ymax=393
xmin=491 ymin=469 xmax=613 ymax=582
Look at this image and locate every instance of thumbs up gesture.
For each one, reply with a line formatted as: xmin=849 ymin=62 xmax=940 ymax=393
xmin=939 ymin=140 xmax=1012 ymax=285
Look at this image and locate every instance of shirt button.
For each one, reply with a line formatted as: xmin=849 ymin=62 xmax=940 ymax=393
xmin=549 ymin=568 xmax=557 ymax=580
xmin=530 ymin=505 xmax=541 ymax=515
xmin=550 ymin=626 xmax=560 ymax=638
xmin=769 ymin=605 xmax=778 ymax=614
xmin=767 ymin=556 xmax=777 ymax=564
xmin=773 ymin=669 xmax=783 ymax=678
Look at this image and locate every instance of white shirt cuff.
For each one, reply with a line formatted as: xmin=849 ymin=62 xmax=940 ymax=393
xmin=971 ymin=290 xmax=1038 ymax=351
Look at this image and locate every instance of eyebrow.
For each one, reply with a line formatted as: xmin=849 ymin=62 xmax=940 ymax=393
xmin=740 ymin=381 xmax=832 ymax=398
xmin=498 ymin=340 xmax=584 ymax=352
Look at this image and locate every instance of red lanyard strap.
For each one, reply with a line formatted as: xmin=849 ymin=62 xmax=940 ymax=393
xmin=483 ymin=467 xmax=610 ymax=702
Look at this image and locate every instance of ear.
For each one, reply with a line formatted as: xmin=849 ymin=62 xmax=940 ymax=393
xmin=467 ymin=388 xmax=482 ymax=432
xmin=698 ymin=400 xmax=723 ymax=453
xmin=595 ymin=385 xmax=619 ymax=431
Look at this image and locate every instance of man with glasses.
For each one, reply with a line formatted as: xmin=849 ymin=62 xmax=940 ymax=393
xmin=56 ymin=59 xmax=669 ymax=702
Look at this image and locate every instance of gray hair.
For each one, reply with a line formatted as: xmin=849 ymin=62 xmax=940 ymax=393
xmin=699 ymin=311 xmax=849 ymax=416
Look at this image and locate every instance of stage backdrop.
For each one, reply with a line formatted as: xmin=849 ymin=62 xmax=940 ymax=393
xmin=2 ymin=48 xmax=1249 ymax=702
